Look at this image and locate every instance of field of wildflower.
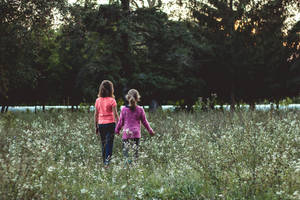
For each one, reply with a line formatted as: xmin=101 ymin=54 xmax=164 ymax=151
xmin=1 ymin=109 xmax=300 ymax=200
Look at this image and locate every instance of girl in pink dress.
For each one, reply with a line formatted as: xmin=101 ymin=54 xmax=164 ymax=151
xmin=115 ymin=89 xmax=155 ymax=163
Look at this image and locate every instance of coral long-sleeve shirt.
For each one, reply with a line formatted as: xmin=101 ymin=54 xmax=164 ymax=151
xmin=115 ymin=106 xmax=153 ymax=139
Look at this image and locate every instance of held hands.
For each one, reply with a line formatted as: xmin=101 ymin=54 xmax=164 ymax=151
xmin=114 ymin=127 xmax=120 ymax=136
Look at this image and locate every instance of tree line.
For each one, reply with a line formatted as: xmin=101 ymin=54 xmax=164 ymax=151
xmin=1 ymin=0 xmax=299 ymax=112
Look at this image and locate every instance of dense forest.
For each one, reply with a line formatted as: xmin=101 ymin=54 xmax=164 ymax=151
xmin=1 ymin=0 xmax=300 ymax=111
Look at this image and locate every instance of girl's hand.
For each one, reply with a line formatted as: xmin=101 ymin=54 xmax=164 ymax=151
xmin=150 ymin=131 xmax=155 ymax=136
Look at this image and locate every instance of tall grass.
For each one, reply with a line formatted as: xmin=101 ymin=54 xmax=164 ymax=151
xmin=1 ymin=109 xmax=300 ymax=199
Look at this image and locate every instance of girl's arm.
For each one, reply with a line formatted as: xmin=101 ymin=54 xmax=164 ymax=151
xmin=94 ymin=106 xmax=99 ymax=134
xmin=115 ymin=109 xmax=124 ymax=134
xmin=141 ymin=108 xmax=154 ymax=135
xmin=112 ymin=106 xmax=119 ymax=124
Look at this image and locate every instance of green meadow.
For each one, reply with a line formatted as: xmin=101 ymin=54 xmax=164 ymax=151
xmin=1 ymin=110 xmax=300 ymax=200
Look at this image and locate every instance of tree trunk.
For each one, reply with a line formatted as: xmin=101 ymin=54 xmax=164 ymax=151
xmin=209 ymin=101 xmax=215 ymax=110
xmin=187 ymin=104 xmax=193 ymax=112
xmin=229 ymin=0 xmax=233 ymax=10
xmin=149 ymin=99 xmax=159 ymax=112
xmin=230 ymin=83 xmax=236 ymax=111
xmin=121 ymin=0 xmax=129 ymax=11
xmin=270 ymin=103 xmax=275 ymax=111
xmin=249 ymin=102 xmax=255 ymax=111
xmin=123 ymin=86 xmax=129 ymax=106
xmin=120 ymin=0 xmax=132 ymax=98
xmin=1 ymin=105 xmax=5 ymax=113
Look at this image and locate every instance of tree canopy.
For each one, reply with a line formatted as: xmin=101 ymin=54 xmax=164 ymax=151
xmin=0 ymin=0 xmax=299 ymax=111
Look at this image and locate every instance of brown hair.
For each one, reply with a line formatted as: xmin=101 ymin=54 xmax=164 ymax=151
xmin=98 ymin=80 xmax=114 ymax=98
xmin=126 ymin=89 xmax=141 ymax=109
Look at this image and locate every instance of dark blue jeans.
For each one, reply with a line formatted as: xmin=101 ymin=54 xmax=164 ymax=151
xmin=98 ymin=123 xmax=115 ymax=165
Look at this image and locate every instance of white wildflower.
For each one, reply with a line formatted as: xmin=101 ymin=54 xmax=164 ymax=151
xmin=276 ymin=191 xmax=284 ymax=195
xmin=121 ymin=184 xmax=127 ymax=189
xmin=136 ymin=187 xmax=144 ymax=198
xmin=80 ymin=188 xmax=88 ymax=194
xmin=47 ymin=166 xmax=55 ymax=172
xmin=158 ymin=187 xmax=164 ymax=194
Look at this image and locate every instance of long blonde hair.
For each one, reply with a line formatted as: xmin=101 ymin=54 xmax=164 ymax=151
xmin=98 ymin=80 xmax=115 ymax=98
xmin=126 ymin=89 xmax=141 ymax=109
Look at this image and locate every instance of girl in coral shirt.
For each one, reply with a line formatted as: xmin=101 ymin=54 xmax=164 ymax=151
xmin=94 ymin=80 xmax=119 ymax=167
